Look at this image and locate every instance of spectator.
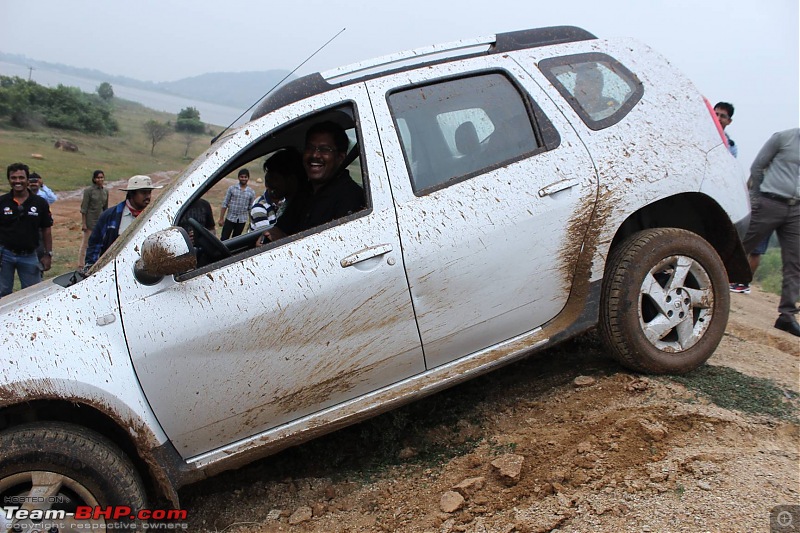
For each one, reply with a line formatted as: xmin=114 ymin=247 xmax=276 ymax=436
xmin=714 ymin=102 xmax=738 ymax=158
xmin=29 ymin=172 xmax=57 ymax=204
xmin=78 ymin=170 xmax=109 ymax=269
xmin=739 ymin=128 xmax=800 ymax=336
xmin=84 ymin=175 xmax=162 ymax=268
xmin=24 ymin=176 xmax=48 ymax=279
xmin=218 ymin=168 xmax=255 ymax=240
xmin=0 ymin=163 xmax=53 ymax=297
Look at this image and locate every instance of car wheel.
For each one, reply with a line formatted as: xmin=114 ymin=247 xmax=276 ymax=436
xmin=0 ymin=422 xmax=147 ymax=531
xmin=600 ymin=228 xmax=729 ymax=374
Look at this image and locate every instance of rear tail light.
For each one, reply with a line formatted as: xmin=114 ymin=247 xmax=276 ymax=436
xmin=704 ymin=97 xmax=729 ymax=148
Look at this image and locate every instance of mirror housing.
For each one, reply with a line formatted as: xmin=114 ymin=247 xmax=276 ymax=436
xmin=134 ymin=227 xmax=196 ymax=282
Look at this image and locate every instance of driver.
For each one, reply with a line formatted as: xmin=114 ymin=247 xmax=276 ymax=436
xmin=84 ymin=175 xmax=162 ymax=269
xmin=261 ymin=121 xmax=364 ymax=241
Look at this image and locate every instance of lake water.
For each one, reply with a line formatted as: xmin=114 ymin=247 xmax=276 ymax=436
xmin=0 ymin=61 xmax=243 ymax=127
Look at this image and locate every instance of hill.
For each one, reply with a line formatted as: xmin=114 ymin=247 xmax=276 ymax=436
xmin=0 ymin=52 xmax=293 ymax=109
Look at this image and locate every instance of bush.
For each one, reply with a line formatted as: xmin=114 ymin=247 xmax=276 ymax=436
xmin=175 ymin=117 xmax=205 ymax=134
xmin=175 ymin=106 xmax=205 ymax=134
xmin=0 ymin=76 xmax=118 ymax=135
xmin=753 ymin=247 xmax=783 ymax=295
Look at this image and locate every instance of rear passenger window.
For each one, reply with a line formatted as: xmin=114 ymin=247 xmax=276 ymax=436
xmin=388 ymin=73 xmax=552 ymax=194
xmin=539 ymin=53 xmax=643 ymax=130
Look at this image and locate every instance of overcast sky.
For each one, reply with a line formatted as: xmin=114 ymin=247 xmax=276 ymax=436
xmin=1 ymin=0 xmax=797 ymax=166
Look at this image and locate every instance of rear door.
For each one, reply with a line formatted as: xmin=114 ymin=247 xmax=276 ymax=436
xmin=366 ymin=57 xmax=598 ymax=368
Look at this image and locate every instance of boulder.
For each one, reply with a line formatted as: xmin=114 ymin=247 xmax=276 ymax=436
xmin=54 ymin=139 xmax=79 ymax=152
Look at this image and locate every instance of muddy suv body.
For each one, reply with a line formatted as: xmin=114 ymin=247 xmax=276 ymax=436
xmin=0 ymin=26 xmax=749 ymax=517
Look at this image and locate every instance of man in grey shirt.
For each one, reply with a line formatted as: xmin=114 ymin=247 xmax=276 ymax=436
xmin=740 ymin=127 xmax=800 ymax=336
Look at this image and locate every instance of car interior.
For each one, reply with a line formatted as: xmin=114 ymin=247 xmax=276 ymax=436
xmin=173 ymin=105 xmax=367 ymax=271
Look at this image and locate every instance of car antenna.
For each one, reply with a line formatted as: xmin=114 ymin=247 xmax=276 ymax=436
xmin=211 ymin=27 xmax=347 ymax=144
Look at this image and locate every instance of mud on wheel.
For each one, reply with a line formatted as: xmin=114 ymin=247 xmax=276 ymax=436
xmin=600 ymin=228 xmax=730 ymax=374
xmin=0 ymin=422 xmax=146 ymax=532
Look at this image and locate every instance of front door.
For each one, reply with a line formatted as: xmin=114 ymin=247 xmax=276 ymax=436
xmin=116 ymin=89 xmax=425 ymax=458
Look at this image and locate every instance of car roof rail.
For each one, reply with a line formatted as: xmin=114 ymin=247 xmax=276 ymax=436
xmin=321 ymin=35 xmax=497 ymax=84
xmin=321 ymin=26 xmax=596 ymax=85
xmin=251 ymin=26 xmax=596 ymax=121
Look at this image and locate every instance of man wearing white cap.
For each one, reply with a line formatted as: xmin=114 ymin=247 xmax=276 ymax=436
xmin=84 ymin=175 xmax=162 ymax=269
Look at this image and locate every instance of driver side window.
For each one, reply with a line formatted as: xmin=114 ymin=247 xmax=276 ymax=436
xmin=174 ymin=105 xmax=368 ymax=272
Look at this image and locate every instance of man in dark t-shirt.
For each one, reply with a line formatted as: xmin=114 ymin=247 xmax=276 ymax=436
xmin=1 ymin=163 xmax=54 ymax=297
xmin=264 ymin=121 xmax=364 ymax=240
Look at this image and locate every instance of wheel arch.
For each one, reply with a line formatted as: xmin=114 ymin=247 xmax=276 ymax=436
xmin=0 ymin=399 xmax=182 ymax=507
xmin=607 ymin=192 xmax=751 ymax=283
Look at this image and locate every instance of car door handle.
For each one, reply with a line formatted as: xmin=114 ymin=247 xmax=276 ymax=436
xmin=538 ymin=178 xmax=580 ymax=197
xmin=340 ymin=244 xmax=394 ymax=268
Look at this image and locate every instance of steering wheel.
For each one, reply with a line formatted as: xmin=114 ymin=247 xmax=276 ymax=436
xmin=187 ymin=218 xmax=231 ymax=264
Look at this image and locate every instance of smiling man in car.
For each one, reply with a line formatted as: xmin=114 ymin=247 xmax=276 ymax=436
xmin=264 ymin=121 xmax=364 ymax=240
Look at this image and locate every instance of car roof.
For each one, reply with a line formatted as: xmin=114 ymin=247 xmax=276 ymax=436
xmin=250 ymin=26 xmax=596 ymax=121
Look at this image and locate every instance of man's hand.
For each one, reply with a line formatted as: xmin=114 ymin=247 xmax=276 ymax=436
xmin=40 ymin=255 xmax=52 ymax=272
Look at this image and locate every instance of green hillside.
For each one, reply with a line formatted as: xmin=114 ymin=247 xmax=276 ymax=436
xmin=0 ymin=97 xmax=218 ymax=190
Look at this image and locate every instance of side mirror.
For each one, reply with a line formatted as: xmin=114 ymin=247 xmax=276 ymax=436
xmin=134 ymin=227 xmax=196 ymax=283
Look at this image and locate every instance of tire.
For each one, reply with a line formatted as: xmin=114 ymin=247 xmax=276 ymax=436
xmin=600 ymin=228 xmax=730 ymax=374
xmin=0 ymin=422 xmax=147 ymax=531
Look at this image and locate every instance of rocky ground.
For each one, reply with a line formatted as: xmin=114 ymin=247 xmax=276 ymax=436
xmin=173 ymin=289 xmax=798 ymax=533
xmin=48 ymin=181 xmax=799 ymax=533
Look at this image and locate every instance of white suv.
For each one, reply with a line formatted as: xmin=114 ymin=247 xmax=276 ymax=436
xmin=0 ymin=25 xmax=750 ymax=524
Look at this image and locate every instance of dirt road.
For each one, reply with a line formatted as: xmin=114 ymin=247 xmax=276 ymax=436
xmin=47 ymin=183 xmax=799 ymax=533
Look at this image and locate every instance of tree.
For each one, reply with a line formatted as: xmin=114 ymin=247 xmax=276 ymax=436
xmin=176 ymin=106 xmax=204 ymax=134
xmin=182 ymin=132 xmax=196 ymax=159
xmin=97 ymin=82 xmax=114 ymax=101
xmin=143 ymin=120 xmax=172 ymax=156
xmin=177 ymin=107 xmax=200 ymax=120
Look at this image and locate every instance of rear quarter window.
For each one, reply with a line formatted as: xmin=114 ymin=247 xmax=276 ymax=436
xmin=539 ymin=52 xmax=643 ymax=131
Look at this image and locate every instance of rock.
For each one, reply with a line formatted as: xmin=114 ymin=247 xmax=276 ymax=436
xmin=54 ymin=139 xmax=79 ymax=152
xmin=30 ymin=153 xmax=44 ymax=160
xmin=452 ymin=476 xmax=485 ymax=498
xmin=491 ymin=454 xmax=525 ymax=485
xmin=577 ymin=441 xmax=593 ymax=454
xmin=398 ymin=446 xmax=418 ymax=459
xmin=697 ymin=480 xmax=712 ymax=491
xmin=288 ymin=506 xmax=312 ymax=525
xmin=626 ymin=378 xmax=650 ymax=392
xmin=266 ymin=509 xmax=282 ymax=521
xmin=311 ymin=502 xmax=326 ymax=516
xmin=571 ymin=470 xmax=590 ymax=486
xmin=440 ymin=491 xmax=465 ymax=513
xmin=637 ymin=418 xmax=668 ymax=441
xmin=440 ymin=518 xmax=456 ymax=532
xmin=573 ymin=375 xmax=596 ymax=387
xmin=323 ymin=484 xmax=336 ymax=500
xmin=649 ymin=472 xmax=669 ymax=483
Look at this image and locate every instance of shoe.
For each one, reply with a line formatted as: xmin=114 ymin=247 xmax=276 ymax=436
xmin=729 ymin=283 xmax=751 ymax=294
xmin=774 ymin=316 xmax=800 ymax=337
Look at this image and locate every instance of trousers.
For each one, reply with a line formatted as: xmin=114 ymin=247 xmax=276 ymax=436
xmin=0 ymin=246 xmax=42 ymax=297
xmin=741 ymin=195 xmax=800 ymax=319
